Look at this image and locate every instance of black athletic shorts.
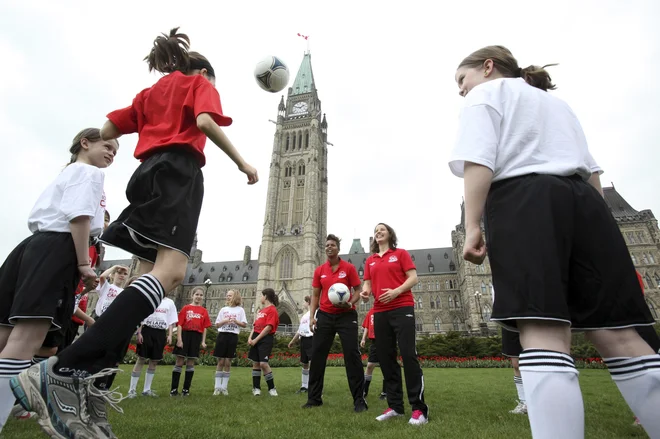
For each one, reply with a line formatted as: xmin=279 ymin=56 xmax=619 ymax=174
xmin=173 ymin=330 xmax=203 ymax=359
xmin=501 ymin=328 xmax=523 ymax=358
xmin=248 ymin=333 xmax=274 ymax=363
xmin=137 ymin=326 xmax=167 ymax=361
xmin=636 ymin=325 xmax=660 ymax=353
xmin=0 ymin=232 xmax=79 ymax=331
xmin=300 ymin=336 xmax=313 ymax=364
xmin=213 ymin=332 xmax=239 ymax=358
xmin=367 ymin=341 xmax=379 ymax=363
xmin=100 ymin=148 xmax=204 ymax=263
xmin=485 ymin=174 xmax=655 ymax=331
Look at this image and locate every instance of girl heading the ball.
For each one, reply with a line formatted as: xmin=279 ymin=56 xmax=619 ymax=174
xmin=10 ymin=28 xmax=259 ymax=437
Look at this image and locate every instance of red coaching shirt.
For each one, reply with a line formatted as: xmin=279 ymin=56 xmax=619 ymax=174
xmin=253 ymin=305 xmax=280 ymax=335
xmin=364 ymin=248 xmax=416 ymax=312
xmin=107 ymin=71 xmax=232 ymax=167
xmin=177 ymin=304 xmax=211 ymax=333
xmin=362 ymin=308 xmax=376 ymax=340
xmin=312 ymin=259 xmax=361 ymax=314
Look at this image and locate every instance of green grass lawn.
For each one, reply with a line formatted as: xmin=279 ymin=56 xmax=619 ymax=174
xmin=3 ymin=367 xmax=649 ymax=439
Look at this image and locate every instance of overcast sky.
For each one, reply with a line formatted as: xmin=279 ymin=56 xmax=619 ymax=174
xmin=1 ymin=0 xmax=659 ymax=264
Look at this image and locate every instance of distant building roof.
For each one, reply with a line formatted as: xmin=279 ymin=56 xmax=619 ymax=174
xmin=291 ymin=53 xmax=315 ymax=96
xmin=184 ymin=260 xmax=260 ymax=285
xmin=340 ymin=247 xmax=456 ymax=276
xmin=348 ymin=238 xmax=365 ymax=254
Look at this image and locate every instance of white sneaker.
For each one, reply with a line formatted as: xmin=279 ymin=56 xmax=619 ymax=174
xmin=221 ymin=388 xmax=229 ymax=396
xmin=408 ymin=410 xmax=428 ymax=425
xmin=376 ymin=408 xmax=403 ymax=421
xmin=269 ymin=388 xmax=278 ymax=397
xmin=11 ymin=404 xmax=35 ymax=419
xmin=252 ymin=388 xmax=261 ymax=396
xmin=213 ymin=388 xmax=221 ymax=396
xmin=127 ymin=389 xmax=137 ymax=399
xmin=509 ymin=401 xmax=527 ymax=414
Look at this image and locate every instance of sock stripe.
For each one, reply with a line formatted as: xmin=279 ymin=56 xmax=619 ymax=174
xmin=302 ymin=369 xmax=309 ymax=375
xmin=365 ymin=375 xmax=372 ymax=381
xmin=173 ymin=366 xmax=182 ymax=373
xmin=604 ymin=355 xmax=660 ymax=377
xmin=252 ymin=370 xmax=261 ymax=377
xmin=519 ymin=350 xmax=577 ymax=372
xmin=131 ymin=371 xmax=141 ymax=378
xmin=265 ymin=373 xmax=274 ymax=381
xmin=146 ymin=370 xmax=155 ymax=375
xmin=132 ymin=275 xmax=164 ymax=311
xmin=513 ymin=376 xmax=523 ymax=384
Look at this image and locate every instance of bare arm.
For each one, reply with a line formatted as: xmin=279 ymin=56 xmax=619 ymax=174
xmin=588 ymin=172 xmax=604 ymax=197
xmin=309 ymin=286 xmax=321 ymax=333
xmin=349 ymin=284 xmax=363 ymax=306
xmin=74 ymin=307 xmax=94 ymax=326
xmin=70 ymin=216 xmax=92 ymax=267
xmin=196 ymin=113 xmax=258 ymax=184
xmin=100 ymin=120 xmax=122 ymax=141
xmin=360 ymin=280 xmax=372 ymax=301
xmin=463 ymin=162 xmax=494 ymax=231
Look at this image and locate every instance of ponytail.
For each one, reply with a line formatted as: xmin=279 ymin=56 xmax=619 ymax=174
xmin=262 ymin=288 xmax=279 ymax=307
xmin=144 ymin=27 xmax=191 ymax=74
xmin=519 ymin=64 xmax=557 ymax=91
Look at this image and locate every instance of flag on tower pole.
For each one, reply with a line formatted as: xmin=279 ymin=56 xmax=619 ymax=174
xmin=297 ymin=33 xmax=310 ymax=53
xmin=297 ymin=33 xmax=309 ymax=40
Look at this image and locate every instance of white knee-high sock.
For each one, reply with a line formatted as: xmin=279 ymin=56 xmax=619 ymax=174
xmin=223 ymin=371 xmax=231 ymax=390
xmin=143 ymin=369 xmax=156 ymax=392
xmin=513 ymin=375 xmax=526 ymax=403
xmin=0 ymin=359 xmax=31 ymax=431
xmin=129 ymin=371 xmax=140 ymax=392
xmin=302 ymin=368 xmax=309 ymax=388
xmin=604 ymin=354 xmax=660 ymax=436
xmin=519 ymin=349 xmax=584 ymax=439
xmin=215 ymin=371 xmax=222 ymax=389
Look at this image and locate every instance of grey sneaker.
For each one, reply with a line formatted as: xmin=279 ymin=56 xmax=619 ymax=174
xmin=88 ymin=384 xmax=124 ymax=439
xmin=10 ymin=356 xmax=119 ymax=439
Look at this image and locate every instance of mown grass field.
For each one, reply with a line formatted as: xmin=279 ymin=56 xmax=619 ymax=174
xmin=3 ymin=366 xmax=648 ymax=439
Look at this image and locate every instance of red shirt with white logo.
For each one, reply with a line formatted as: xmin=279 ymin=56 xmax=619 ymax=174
xmin=312 ymin=259 xmax=361 ymax=314
xmin=253 ymin=305 xmax=280 ymax=335
xmin=177 ymin=304 xmax=211 ymax=333
xmin=364 ymin=248 xmax=416 ymax=312
xmin=362 ymin=308 xmax=376 ymax=340
xmin=107 ymin=71 xmax=232 ymax=167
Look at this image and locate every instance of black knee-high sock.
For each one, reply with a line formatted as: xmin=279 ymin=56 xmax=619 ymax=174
xmin=56 ymin=275 xmax=164 ymax=375
xmin=171 ymin=366 xmax=182 ymax=391
xmin=363 ymin=375 xmax=372 ymax=396
xmin=252 ymin=369 xmax=261 ymax=389
xmin=183 ymin=366 xmax=194 ymax=391
xmin=265 ymin=372 xmax=275 ymax=390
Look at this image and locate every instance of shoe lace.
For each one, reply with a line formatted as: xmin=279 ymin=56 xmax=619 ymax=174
xmin=84 ymin=368 xmax=126 ymax=416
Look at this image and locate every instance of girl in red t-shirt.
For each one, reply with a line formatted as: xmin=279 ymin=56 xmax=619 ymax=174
xmin=248 ymin=288 xmax=280 ymax=396
xmin=170 ymin=288 xmax=211 ymax=397
xmin=361 ymin=223 xmax=429 ymax=425
xmin=17 ymin=28 xmax=259 ymax=437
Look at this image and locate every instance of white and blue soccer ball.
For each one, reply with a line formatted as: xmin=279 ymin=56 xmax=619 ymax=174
xmin=328 ymin=283 xmax=350 ymax=305
xmin=254 ymin=56 xmax=290 ymax=93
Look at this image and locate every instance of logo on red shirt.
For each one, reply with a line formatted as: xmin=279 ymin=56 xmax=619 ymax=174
xmin=338 ymin=271 xmax=347 ymax=279
xmin=186 ymin=310 xmax=202 ymax=320
xmin=388 ymin=256 xmax=398 ymax=263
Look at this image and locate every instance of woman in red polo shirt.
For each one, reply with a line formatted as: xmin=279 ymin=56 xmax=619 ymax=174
xmin=303 ymin=234 xmax=367 ymax=412
xmin=170 ymin=287 xmax=211 ymax=397
xmin=248 ymin=288 xmax=280 ymax=396
xmin=361 ymin=223 xmax=429 ymax=425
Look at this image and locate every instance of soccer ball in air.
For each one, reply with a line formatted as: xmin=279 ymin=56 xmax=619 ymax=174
xmin=254 ymin=56 xmax=290 ymax=93
xmin=328 ymin=283 xmax=351 ymax=305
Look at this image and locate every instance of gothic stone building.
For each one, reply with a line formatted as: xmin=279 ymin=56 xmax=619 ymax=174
xmin=97 ymin=54 xmax=660 ymax=335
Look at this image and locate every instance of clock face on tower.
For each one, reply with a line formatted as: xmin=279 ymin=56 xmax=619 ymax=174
xmin=291 ymin=102 xmax=308 ymax=114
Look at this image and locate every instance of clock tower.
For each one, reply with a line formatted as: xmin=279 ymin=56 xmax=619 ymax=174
xmin=256 ymin=52 xmax=329 ymax=326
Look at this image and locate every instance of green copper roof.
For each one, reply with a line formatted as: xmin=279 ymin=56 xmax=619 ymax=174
xmin=291 ymin=52 xmax=315 ymax=95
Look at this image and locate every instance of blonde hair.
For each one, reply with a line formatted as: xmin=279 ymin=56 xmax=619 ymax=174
xmin=227 ymin=289 xmax=242 ymax=307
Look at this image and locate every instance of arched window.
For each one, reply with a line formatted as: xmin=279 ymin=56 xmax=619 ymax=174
xmin=649 ymin=253 xmax=657 ymax=264
xmin=298 ymin=132 xmax=302 ymax=150
xmin=445 ymin=280 xmax=450 ymax=289
xmin=279 ymin=249 xmax=294 ymax=280
xmin=430 ymin=297 xmax=435 ymax=309
xmin=483 ymin=305 xmax=492 ymax=322
xmin=250 ymin=302 xmax=255 ymax=313
xmin=631 ymin=254 xmax=638 ymax=265
xmin=455 ymin=294 xmax=461 ymax=308
xmin=448 ymin=296 xmax=454 ymax=309
xmin=292 ymin=134 xmax=296 ymax=149
xmin=452 ymin=316 xmax=461 ymax=331
xmin=305 ymin=131 xmax=309 ymax=148
xmin=285 ymin=134 xmax=289 ymax=151
xmin=645 ymin=273 xmax=654 ymax=289
xmin=643 ymin=254 xmax=649 ymax=265
xmin=417 ymin=296 xmax=423 ymax=309
xmin=481 ymin=281 xmax=487 ymax=296
xmin=415 ymin=316 xmax=424 ymax=332
xmin=435 ymin=296 xmax=442 ymax=309
xmin=434 ymin=317 xmax=442 ymax=331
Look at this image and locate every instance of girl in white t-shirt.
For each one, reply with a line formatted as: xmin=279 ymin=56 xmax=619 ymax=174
xmin=212 ymin=290 xmax=247 ymax=395
xmin=128 ymin=296 xmax=178 ymax=398
xmin=95 ymin=265 xmax=130 ymax=317
xmin=450 ymin=45 xmax=659 ymax=438
xmin=0 ymin=128 xmax=117 ymax=432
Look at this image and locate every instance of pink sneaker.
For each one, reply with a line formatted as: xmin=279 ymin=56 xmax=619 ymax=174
xmin=633 ymin=417 xmax=641 ymax=426
xmin=376 ymin=408 xmax=403 ymax=422
xmin=409 ymin=410 xmax=428 ymax=425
